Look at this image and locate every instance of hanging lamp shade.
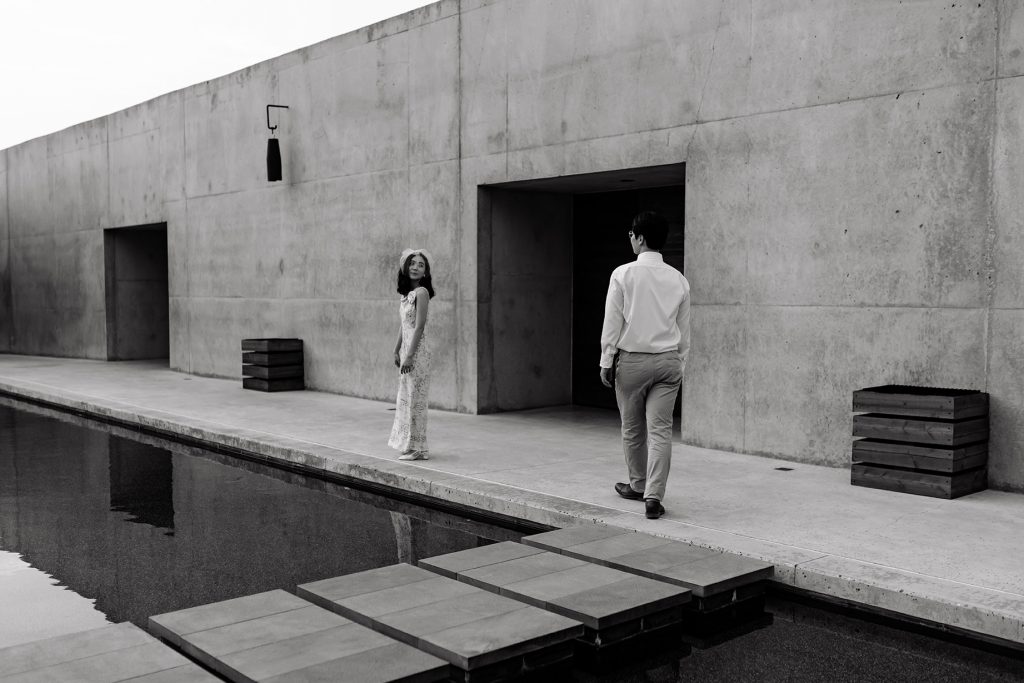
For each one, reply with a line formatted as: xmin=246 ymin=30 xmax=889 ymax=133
xmin=267 ymin=138 xmax=282 ymax=182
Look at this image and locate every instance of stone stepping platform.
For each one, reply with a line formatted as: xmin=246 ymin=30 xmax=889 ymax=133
xmin=0 ymin=622 xmax=218 ymax=682
xmin=522 ymin=526 xmax=774 ymax=612
xmin=149 ymin=589 xmax=449 ymax=683
xmin=297 ymin=563 xmax=582 ymax=682
xmin=417 ymin=542 xmax=690 ymax=648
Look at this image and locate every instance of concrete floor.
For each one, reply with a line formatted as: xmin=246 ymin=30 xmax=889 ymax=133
xmin=1 ymin=354 xmax=1022 ymax=647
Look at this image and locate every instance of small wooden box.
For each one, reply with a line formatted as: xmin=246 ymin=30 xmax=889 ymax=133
xmin=852 ymin=440 xmax=987 ymax=473
xmin=851 ymin=414 xmax=988 ymax=447
xmin=851 ymin=463 xmax=987 ymax=499
xmin=852 ymin=385 xmax=988 ymax=420
xmin=241 ymin=338 xmax=304 ymax=353
xmin=851 ymin=385 xmax=987 ymax=499
xmin=243 ymin=377 xmax=305 ymax=392
xmin=241 ymin=364 xmax=303 ymax=380
xmin=241 ymin=338 xmax=304 ymax=392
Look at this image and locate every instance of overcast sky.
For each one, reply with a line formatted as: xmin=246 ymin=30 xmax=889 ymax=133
xmin=1 ymin=0 xmax=429 ymax=151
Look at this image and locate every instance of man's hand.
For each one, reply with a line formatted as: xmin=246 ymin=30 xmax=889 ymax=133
xmin=600 ymin=367 xmax=613 ymax=388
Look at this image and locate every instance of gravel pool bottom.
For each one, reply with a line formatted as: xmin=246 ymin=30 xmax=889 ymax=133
xmin=0 ymin=399 xmax=1021 ymax=681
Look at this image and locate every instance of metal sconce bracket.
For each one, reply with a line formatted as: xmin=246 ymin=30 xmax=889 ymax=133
xmin=266 ymin=104 xmax=289 ymax=134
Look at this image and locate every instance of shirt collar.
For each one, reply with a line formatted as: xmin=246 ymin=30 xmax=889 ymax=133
xmin=636 ymin=251 xmax=664 ymax=264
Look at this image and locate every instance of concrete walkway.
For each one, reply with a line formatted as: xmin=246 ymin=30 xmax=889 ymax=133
xmin=1 ymin=355 xmax=1023 ymax=648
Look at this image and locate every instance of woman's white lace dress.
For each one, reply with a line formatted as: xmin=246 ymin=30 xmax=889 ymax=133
xmin=388 ymin=289 xmax=430 ymax=453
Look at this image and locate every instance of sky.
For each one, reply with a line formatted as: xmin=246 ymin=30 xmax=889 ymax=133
xmin=1 ymin=0 xmax=429 ymax=151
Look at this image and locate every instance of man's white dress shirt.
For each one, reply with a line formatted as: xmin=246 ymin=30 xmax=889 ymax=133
xmin=599 ymin=251 xmax=690 ymax=371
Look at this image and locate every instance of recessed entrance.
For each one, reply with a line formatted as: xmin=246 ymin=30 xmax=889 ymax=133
xmin=477 ymin=163 xmax=684 ymax=413
xmin=103 ymin=224 xmax=169 ymax=362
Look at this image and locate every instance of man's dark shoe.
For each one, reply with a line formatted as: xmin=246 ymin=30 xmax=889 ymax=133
xmin=645 ymin=498 xmax=665 ymax=519
xmin=615 ymin=482 xmax=643 ymax=500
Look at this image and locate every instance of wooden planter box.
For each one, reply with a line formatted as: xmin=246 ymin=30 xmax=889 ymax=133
xmin=241 ymin=338 xmax=304 ymax=392
xmin=851 ymin=385 xmax=987 ymax=499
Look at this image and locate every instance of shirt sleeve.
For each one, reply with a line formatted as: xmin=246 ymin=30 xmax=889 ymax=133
xmin=599 ymin=272 xmax=624 ymax=368
xmin=676 ymin=282 xmax=691 ymax=373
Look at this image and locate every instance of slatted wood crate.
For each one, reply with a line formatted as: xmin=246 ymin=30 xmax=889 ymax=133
xmin=242 ymin=338 xmax=305 ymax=391
xmin=851 ymin=385 xmax=988 ymax=499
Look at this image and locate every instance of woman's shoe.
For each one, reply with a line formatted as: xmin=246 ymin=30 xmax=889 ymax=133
xmin=399 ymin=451 xmax=429 ymax=461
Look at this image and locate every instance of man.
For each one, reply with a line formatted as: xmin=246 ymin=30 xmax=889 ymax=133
xmin=599 ymin=211 xmax=690 ymax=519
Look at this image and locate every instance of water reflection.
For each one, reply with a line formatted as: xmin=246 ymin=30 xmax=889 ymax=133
xmin=109 ymin=439 xmax=175 ymax=534
xmin=0 ymin=401 xmax=510 ymax=634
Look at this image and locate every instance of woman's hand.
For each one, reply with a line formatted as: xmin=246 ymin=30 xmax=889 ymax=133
xmin=400 ymin=358 xmax=414 ymax=374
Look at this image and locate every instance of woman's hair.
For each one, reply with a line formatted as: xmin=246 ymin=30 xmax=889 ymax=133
xmin=396 ymin=253 xmax=436 ymax=298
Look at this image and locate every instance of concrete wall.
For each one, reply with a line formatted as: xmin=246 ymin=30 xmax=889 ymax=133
xmin=1 ymin=149 xmax=9 ymax=352
xmin=4 ymin=0 xmax=1024 ymax=489
xmin=479 ymin=188 xmax=572 ymax=411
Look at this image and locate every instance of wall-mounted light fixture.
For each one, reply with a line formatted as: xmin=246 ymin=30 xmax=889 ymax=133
xmin=266 ymin=104 xmax=290 ymax=182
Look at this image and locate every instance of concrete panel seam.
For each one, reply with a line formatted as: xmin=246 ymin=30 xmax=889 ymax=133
xmin=455 ymin=3 xmax=464 ymax=410
xmin=503 ymin=78 xmax=1007 ymax=159
xmin=694 ymin=302 xmax=997 ymax=311
xmin=685 ymin=0 xmax=725 ymax=160
xmin=4 ymin=148 xmax=11 ymax=350
xmin=983 ymin=20 xmax=1001 ymax=392
xmin=178 ymin=158 xmax=461 ymax=202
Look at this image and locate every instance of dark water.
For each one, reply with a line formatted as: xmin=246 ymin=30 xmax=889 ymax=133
xmin=0 ymin=398 xmax=1021 ymax=681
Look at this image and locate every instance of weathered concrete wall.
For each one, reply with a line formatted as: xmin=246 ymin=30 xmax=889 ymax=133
xmin=4 ymin=0 xmax=1024 ymax=489
xmin=481 ymin=189 xmax=572 ymax=411
xmin=1 ymin=149 xmax=10 ymax=353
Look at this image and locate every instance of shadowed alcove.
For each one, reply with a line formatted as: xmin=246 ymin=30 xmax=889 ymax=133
xmin=477 ymin=163 xmax=685 ymax=413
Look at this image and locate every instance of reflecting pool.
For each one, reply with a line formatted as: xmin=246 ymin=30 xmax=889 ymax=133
xmin=1 ymin=397 xmax=1021 ymax=681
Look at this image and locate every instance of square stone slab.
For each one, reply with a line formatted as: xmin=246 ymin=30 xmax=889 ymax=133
xmin=458 ymin=552 xmax=589 ymax=589
xmin=299 ymin=563 xmax=433 ymax=603
xmin=525 ymin=529 xmax=773 ymax=599
xmin=417 ymin=541 xmax=545 ymax=579
xmin=565 ymin=532 xmax=676 ymax=560
xmin=298 ymin=563 xmax=582 ymax=672
xmin=550 ymin=577 xmax=689 ymax=630
xmin=653 ymin=553 xmax=775 ymax=597
xmin=150 ymin=589 xmax=449 ymax=682
xmin=0 ymin=622 xmax=217 ymax=682
xmin=519 ymin=525 xmax=627 ymax=550
xmin=420 ymin=544 xmax=691 ymax=632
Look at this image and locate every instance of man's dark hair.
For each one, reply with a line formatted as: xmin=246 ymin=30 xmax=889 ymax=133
xmin=631 ymin=211 xmax=669 ymax=250
xmin=396 ymin=253 xmax=436 ymax=298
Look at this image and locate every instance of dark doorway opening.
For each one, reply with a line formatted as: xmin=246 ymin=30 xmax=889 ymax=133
xmin=572 ymin=186 xmax=685 ymax=410
xmin=478 ymin=164 xmax=684 ymax=413
xmin=103 ymin=224 xmax=169 ymax=362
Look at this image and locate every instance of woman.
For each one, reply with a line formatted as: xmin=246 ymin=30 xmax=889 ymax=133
xmin=388 ymin=248 xmax=435 ymax=460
